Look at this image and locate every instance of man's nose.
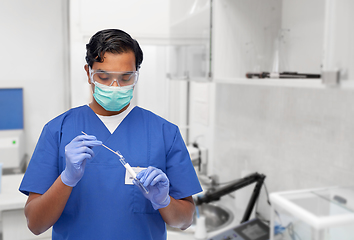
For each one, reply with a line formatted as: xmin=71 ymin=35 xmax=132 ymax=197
xmin=110 ymin=79 xmax=119 ymax=87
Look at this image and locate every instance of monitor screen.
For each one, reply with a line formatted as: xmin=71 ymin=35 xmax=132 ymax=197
xmin=0 ymin=88 xmax=24 ymax=130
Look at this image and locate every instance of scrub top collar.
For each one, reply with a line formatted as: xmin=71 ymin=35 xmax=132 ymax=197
xmin=82 ymin=104 xmax=137 ymax=146
xmin=95 ymin=103 xmax=136 ymax=133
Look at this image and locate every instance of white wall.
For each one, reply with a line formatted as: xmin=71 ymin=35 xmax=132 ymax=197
xmin=213 ymin=83 xmax=354 ymax=219
xmin=0 ymin=0 xmax=69 ymax=161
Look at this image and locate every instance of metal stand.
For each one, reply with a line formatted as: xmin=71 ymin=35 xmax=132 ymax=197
xmin=195 ymin=172 xmax=266 ymax=223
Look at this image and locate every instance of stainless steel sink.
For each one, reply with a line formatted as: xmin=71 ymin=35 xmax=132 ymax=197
xmin=167 ymin=203 xmax=234 ymax=233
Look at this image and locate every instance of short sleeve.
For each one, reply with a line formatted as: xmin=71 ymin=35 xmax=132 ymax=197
xmin=19 ymin=123 xmax=60 ymax=195
xmin=165 ymin=126 xmax=202 ymax=199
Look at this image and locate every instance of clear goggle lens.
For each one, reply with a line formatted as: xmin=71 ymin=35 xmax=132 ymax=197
xmin=89 ymin=68 xmax=139 ymax=87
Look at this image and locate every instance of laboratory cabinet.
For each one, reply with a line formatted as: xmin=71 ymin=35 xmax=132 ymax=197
xmin=0 ymin=174 xmax=52 ymax=240
xmin=270 ymin=186 xmax=354 ymax=240
xmin=167 ymin=0 xmax=354 ymax=157
xmin=167 ymin=0 xmax=212 ymax=146
xmin=168 ymin=0 xmax=211 ymax=81
xmin=212 ymin=0 xmax=354 ymax=86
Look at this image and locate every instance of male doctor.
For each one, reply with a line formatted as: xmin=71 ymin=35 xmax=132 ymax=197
xmin=20 ymin=29 xmax=202 ymax=240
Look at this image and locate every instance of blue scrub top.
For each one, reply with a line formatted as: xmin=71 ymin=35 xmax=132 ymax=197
xmin=20 ymin=105 xmax=202 ymax=240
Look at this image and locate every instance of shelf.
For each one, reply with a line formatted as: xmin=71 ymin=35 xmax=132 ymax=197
xmin=169 ymin=77 xmax=212 ymax=82
xmin=214 ymin=77 xmax=323 ymax=88
xmin=214 ymin=77 xmax=354 ymax=90
xmin=213 ymin=0 xmax=327 ymax=84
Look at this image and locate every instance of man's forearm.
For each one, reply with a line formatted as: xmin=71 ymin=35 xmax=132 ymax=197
xmin=159 ymin=196 xmax=195 ymax=230
xmin=24 ymin=176 xmax=72 ymax=235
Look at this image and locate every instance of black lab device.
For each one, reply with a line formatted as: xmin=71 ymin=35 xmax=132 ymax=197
xmin=208 ymin=218 xmax=269 ymax=240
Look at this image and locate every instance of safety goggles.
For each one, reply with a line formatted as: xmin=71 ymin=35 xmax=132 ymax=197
xmin=89 ymin=67 xmax=139 ymax=87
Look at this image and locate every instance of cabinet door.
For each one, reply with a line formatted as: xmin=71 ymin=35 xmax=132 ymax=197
xmin=169 ymin=0 xmax=211 ymax=81
xmin=323 ymin=0 xmax=354 ymax=81
xmin=168 ymin=45 xmax=209 ymax=80
xmin=2 ymin=209 xmax=52 ymax=240
xmin=170 ymin=0 xmax=211 ymax=40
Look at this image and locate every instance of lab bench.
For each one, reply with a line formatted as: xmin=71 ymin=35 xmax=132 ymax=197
xmin=0 ymin=174 xmax=52 ymax=240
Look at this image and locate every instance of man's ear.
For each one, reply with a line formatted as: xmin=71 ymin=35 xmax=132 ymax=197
xmin=84 ymin=64 xmax=91 ymax=84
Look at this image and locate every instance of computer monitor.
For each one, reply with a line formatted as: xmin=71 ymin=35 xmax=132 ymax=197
xmin=0 ymin=88 xmax=23 ymax=130
xmin=0 ymin=88 xmax=25 ymax=171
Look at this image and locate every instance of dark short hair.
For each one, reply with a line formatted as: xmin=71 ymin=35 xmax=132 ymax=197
xmin=85 ymin=29 xmax=143 ymax=70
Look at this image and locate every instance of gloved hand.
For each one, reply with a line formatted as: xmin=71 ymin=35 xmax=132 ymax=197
xmin=134 ymin=166 xmax=171 ymax=210
xmin=61 ymin=135 xmax=102 ymax=187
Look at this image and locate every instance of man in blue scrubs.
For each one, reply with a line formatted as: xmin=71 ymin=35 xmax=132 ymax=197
xmin=20 ymin=29 xmax=202 ymax=240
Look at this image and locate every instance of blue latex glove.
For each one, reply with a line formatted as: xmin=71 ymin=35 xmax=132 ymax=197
xmin=61 ymin=135 xmax=102 ymax=187
xmin=134 ymin=166 xmax=171 ymax=210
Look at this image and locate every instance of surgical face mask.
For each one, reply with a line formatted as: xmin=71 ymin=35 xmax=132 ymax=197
xmin=93 ymin=81 xmax=134 ymax=112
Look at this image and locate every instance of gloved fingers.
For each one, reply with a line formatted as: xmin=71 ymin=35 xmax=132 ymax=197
xmin=65 ymin=147 xmax=95 ymax=166
xmin=72 ymin=151 xmax=95 ymax=163
xmin=144 ymin=166 xmax=157 ymax=176
xmin=150 ymin=172 xmax=168 ymax=186
xmin=139 ymin=166 xmax=157 ymax=182
xmin=72 ymin=157 xmax=89 ymax=169
xmin=136 ymin=169 xmax=147 ymax=180
xmin=142 ymin=168 xmax=164 ymax=187
xmin=136 ymin=166 xmax=169 ymax=186
xmin=78 ymin=140 xmax=102 ymax=148
xmin=67 ymin=145 xmax=95 ymax=157
xmin=70 ymin=135 xmax=102 ymax=147
xmin=72 ymin=134 xmax=98 ymax=142
xmin=82 ymin=146 xmax=95 ymax=156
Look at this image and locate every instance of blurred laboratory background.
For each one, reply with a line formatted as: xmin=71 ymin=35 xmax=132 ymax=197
xmin=1 ymin=0 xmax=354 ymax=239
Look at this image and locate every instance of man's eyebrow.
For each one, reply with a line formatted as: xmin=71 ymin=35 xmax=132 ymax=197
xmin=95 ymin=69 xmax=135 ymax=74
xmin=96 ymin=69 xmax=108 ymax=73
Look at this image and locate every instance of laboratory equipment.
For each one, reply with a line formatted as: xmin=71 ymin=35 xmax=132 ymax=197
xmin=0 ymin=88 xmax=26 ymax=172
xmin=195 ymin=215 xmax=207 ymax=239
xmin=195 ymin=172 xmax=266 ymax=223
xmin=81 ymin=131 xmax=149 ymax=194
xmin=270 ymin=186 xmax=354 ymax=240
xmin=167 ymin=203 xmax=234 ymax=234
xmin=193 ymin=173 xmax=269 ymax=239
xmin=0 ymin=162 xmax=2 ymax=193
xmin=187 ymin=143 xmax=208 ymax=174
xmin=113 ymin=149 xmax=149 ymax=195
xmin=246 ymin=72 xmax=321 ymax=79
xmin=206 ymin=218 xmax=269 ymax=240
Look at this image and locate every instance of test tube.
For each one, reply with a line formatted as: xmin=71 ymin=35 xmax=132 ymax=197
xmin=81 ymin=131 xmax=149 ymax=194
xmin=115 ymin=151 xmax=149 ymax=194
